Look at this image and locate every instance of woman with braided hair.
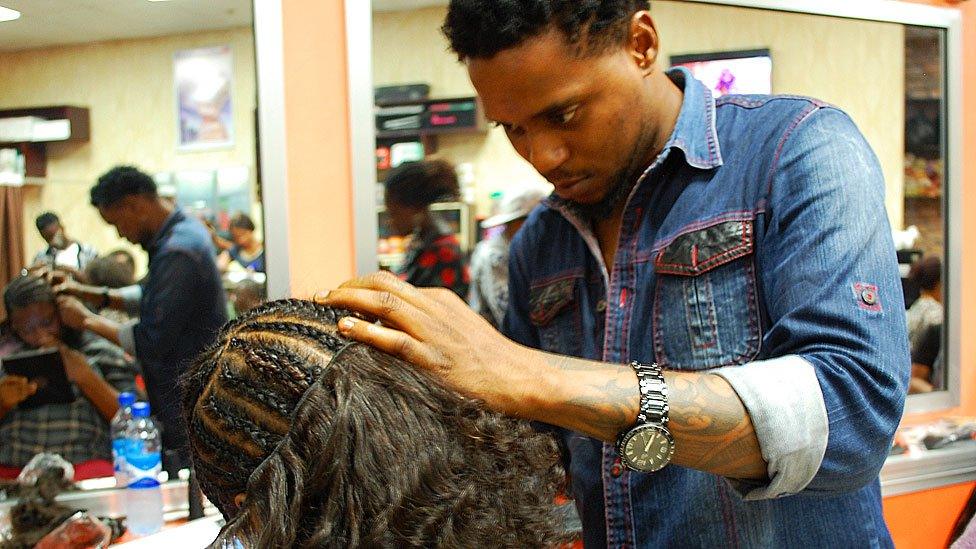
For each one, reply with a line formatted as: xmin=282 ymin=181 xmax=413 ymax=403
xmin=181 ymin=298 xmax=568 ymax=548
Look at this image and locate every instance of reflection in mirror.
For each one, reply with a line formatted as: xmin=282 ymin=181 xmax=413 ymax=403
xmin=901 ymin=26 xmax=946 ymax=395
xmin=0 ymin=0 xmax=261 ymax=500
xmin=369 ymin=1 xmax=954 ymax=404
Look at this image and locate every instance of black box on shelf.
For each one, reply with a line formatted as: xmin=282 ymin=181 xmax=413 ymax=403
xmin=375 ymin=84 xmax=430 ymax=105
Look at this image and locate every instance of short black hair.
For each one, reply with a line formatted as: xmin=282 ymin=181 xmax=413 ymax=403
xmin=443 ymin=0 xmax=649 ymax=60
xmin=35 ymin=212 xmax=59 ymax=233
xmin=229 ymin=213 xmax=255 ymax=232
xmin=86 ymin=256 xmax=135 ymax=289
xmin=90 ymin=165 xmax=157 ymax=208
xmin=384 ymin=159 xmax=459 ymax=209
xmin=910 ymin=255 xmax=942 ymax=291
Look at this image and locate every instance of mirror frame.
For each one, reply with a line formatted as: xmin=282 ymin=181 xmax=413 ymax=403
xmin=265 ymin=0 xmax=961 ymax=412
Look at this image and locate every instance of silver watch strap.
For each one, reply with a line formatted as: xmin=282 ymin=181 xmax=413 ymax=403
xmin=632 ymin=361 xmax=669 ymax=426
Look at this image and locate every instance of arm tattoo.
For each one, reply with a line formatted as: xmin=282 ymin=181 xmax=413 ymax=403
xmin=538 ymin=353 xmax=767 ymax=480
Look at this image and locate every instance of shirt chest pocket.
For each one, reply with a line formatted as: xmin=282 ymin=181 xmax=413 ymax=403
xmin=529 ymin=273 xmax=584 ymax=357
xmin=652 ymin=219 xmax=762 ymax=370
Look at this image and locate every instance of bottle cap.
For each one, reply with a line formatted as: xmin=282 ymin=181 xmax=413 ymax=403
xmin=118 ymin=392 xmax=136 ymax=407
xmin=131 ymin=402 xmax=151 ymax=418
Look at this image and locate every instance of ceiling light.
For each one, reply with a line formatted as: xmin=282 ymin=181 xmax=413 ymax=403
xmin=0 ymin=6 xmax=20 ymax=22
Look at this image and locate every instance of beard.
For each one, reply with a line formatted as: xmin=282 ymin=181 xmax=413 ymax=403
xmin=564 ymin=119 xmax=659 ymax=222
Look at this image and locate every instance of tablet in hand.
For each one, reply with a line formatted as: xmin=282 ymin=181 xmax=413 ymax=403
xmin=2 ymin=347 xmax=75 ymax=409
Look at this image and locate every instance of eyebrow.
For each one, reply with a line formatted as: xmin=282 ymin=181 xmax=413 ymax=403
xmin=487 ymin=96 xmax=583 ymax=127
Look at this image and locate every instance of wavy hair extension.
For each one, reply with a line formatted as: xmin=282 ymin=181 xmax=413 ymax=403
xmin=181 ymin=299 xmax=567 ymax=548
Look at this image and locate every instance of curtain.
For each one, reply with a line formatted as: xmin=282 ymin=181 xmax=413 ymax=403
xmin=0 ymin=184 xmax=25 ymax=321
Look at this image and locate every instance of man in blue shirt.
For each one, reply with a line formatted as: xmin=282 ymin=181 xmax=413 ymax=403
xmin=57 ymin=166 xmax=227 ymax=471
xmin=325 ymin=1 xmax=910 ymax=546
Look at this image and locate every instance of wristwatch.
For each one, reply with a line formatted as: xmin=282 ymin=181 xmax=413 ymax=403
xmin=615 ymin=361 xmax=675 ymax=473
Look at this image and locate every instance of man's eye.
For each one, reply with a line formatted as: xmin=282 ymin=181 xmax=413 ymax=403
xmin=556 ymin=108 xmax=578 ymax=125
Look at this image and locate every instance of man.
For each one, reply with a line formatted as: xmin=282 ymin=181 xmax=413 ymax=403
xmin=468 ymin=184 xmax=549 ymax=327
xmin=32 ymin=212 xmax=98 ymax=277
xmin=56 ymin=166 xmax=227 ymax=470
xmin=325 ymin=2 xmax=910 ymax=547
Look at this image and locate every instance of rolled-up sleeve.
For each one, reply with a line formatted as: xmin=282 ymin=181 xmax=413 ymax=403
xmin=117 ymin=284 xmax=143 ymax=317
xmin=746 ymin=106 xmax=910 ymax=497
xmin=714 ymin=355 xmax=828 ymax=499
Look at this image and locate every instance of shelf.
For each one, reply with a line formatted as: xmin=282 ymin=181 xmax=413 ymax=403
xmin=375 ymin=96 xmax=487 ymax=141
xmin=0 ymin=105 xmax=90 ymax=178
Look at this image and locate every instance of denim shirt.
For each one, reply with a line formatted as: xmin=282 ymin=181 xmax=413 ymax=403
xmin=503 ymin=68 xmax=910 ymax=548
xmin=121 ymin=209 xmax=228 ymax=455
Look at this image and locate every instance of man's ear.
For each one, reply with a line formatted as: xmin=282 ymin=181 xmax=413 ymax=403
xmin=234 ymin=493 xmax=246 ymax=508
xmin=628 ymin=11 xmax=660 ymax=73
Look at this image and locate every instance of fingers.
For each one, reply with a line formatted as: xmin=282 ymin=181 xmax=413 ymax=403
xmin=325 ymin=286 xmax=434 ymax=338
xmin=336 ymin=316 xmax=440 ymax=367
xmin=330 ymin=271 xmax=431 ymax=309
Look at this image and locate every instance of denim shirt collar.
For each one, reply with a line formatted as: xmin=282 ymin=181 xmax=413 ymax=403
xmin=664 ymin=66 xmax=724 ymax=170
xmin=144 ymin=208 xmax=183 ymax=254
xmin=546 ymin=67 xmax=723 ymax=213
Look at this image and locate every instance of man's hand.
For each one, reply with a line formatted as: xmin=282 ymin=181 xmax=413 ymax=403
xmin=324 ymin=272 xmax=767 ymax=480
xmin=0 ymin=375 xmax=37 ymax=411
xmin=322 ymin=271 xmax=536 ymax=417
xmin=56 ymin=295 xmax=93 ymax=330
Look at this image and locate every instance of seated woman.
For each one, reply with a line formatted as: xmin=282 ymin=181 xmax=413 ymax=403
xmin=182 ymin=299 xmax=566 ymax=548
xmin=0 ymin=275 xmax=136 ymax=480
xmin=210 ymin=213 xmax=265 ymax=273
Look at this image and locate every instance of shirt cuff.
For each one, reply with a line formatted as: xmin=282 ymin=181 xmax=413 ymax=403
xmin=118 ymin=285 xmax=142 ymax=317
xmin=117 ymin=319 xmax=140 ymax=356
xmin=711 ymin=354 xmax=828 ymax=500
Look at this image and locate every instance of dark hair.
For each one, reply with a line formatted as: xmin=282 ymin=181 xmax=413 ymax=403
xmin=384 ymin=160 xmax=460 ymax=209
xmin=108 ymin=249 xmax=136 ymax=273
xmin=229 ymin=213 xmax=256 ymax=232
xmin=3 ymin=275 xmax=55 ymax=315
xmin=910 ymin=255 xmax=942 ymax=291
xmin=35 ymin=212 xmax=60 ymax=233
xmin=182 ymin=299 xmax=566 ymax=548
xmin=90 ymin=165 xmax=157 ymax=208
xmin=3 ymin=275 xmax=82 ymax=347
xmin=86 ymin=256 xmax=135 ymax=289
xmin=443 ymin=0 xmax=649 ymax=60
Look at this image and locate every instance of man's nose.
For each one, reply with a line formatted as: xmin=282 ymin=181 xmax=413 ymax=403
xmin=526 ymin=133 xmax=569 ymax=177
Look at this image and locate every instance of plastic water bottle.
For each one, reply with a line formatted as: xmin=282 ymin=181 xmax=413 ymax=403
xmin=125 ymin=402 xmax=164 ymax=536
xmin=110 ymin=392 xmax=136 ymax=487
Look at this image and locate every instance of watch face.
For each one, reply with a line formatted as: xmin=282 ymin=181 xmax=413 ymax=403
xmin=621 ymin=424 xmax=675 ymax=473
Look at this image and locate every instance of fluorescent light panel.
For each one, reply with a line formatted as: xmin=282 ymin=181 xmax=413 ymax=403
xmin=0 ymin=6 xmax=20 ymax=22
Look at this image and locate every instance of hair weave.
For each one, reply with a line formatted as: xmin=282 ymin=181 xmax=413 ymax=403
xmin=182 ymin=299 xmax=566 ymax=548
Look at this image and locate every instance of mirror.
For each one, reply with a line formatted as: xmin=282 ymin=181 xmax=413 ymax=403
xmin=362 ymin=0 xmax=960 ymax=410
xmin=0 ymin=0 xmax=260 ymax=495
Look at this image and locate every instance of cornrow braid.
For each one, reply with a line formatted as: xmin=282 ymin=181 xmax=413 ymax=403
xmin=182 ymin=299 xmax=568 ymax=548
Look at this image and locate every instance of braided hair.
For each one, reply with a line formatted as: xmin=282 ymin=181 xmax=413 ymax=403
xmin=182 ymin=299 xmax=566 ymax=548
xmin=3 ymin=275 xmax=55 ymax=314
xmin=3 ymin=275 xmax=82 ymax=348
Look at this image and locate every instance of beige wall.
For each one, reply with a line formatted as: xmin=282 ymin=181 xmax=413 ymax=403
xmin=373 ymin=8 xmax=548 ymax=217
xmin=373 ymin=4 xmax=906 ymax=226
xmin=0 ymin=27 xmax=257 ymax=275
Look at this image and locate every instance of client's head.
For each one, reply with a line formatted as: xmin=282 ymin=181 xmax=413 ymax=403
xmin=3 ymin=275 xmax=79 ymax=349
xmin=182 ymin=299 xmax=565 ymax=548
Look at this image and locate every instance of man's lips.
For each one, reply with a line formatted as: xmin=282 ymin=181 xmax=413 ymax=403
xmin=550 ymin=175 xmax=587 ymax=193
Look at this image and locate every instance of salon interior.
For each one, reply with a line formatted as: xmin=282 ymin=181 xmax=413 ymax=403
xmin=0 ymin=0 xmax=973 ymax=547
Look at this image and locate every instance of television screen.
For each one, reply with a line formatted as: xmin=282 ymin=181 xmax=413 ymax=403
xmin=670 ymin=49 xmax=772 ymax=98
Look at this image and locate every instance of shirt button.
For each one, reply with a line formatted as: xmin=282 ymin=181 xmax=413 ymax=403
xmin=596 ymin=299 xmax=607 ymax=312
xmin=861 ymin=289 xmax=878 ymax=306
xmin=611 ymin=463 xmax=623 ymax=478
